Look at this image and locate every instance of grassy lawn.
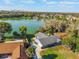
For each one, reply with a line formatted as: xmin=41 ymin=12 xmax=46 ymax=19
xmin=5 ymin=38 xmax=14 ymax=41
xmin=61 ymin=36 xmax=79 ymax=52
xmin=40 ymin=45 xmax=77 ymax=59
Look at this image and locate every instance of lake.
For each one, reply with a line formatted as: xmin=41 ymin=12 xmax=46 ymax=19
xmin=0 ymin=19 xmax=44 ymax=34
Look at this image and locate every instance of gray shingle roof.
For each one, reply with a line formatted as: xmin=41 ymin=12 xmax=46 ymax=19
xmin=38 ymin=35 xmax=60 ymax=47
xmin=35 ymin=32 xmax=48 ymax=39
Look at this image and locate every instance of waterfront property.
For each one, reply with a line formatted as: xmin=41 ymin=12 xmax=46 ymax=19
xmin=0 ymin=12 xmax=79 ymax=59
xmin=0 ymin=40 xmax=28 ymax=59
xmin=34 ymin=32 xmax=61 ymax=49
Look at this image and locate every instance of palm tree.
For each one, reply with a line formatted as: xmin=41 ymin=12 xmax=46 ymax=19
xmin=19 ymin=25 xmax=27 ymax=38
xmin=19 ymin=25 xmax=28 ymax=47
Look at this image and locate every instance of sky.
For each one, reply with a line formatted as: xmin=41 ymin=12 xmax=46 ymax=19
xmin=0 ymin=0 xmax=79 ymax=12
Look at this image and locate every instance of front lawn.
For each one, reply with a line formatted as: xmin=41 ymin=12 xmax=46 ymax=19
xmin=40 ymin=45 xmax=77 ymax=59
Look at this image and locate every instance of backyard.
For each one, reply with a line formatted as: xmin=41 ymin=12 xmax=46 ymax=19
xmin=40 ymin=45 xmax=78 ymax=59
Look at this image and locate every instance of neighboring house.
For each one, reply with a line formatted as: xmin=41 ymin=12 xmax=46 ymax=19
xmin=0 ymin=40 xmax=28 ymax=59
xmin=34 ymin=32 xmax=61 ymax=49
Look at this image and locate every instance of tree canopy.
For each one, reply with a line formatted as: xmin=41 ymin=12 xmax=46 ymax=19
xmin=0 ymin=22 xmax=12 ymax=33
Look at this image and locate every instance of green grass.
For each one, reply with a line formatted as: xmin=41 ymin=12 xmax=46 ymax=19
xmin=5 ymin=38 xmax=14 ymax=41
xmin=40 ymin=45 xmax=77 ymax=59
xmin=61 ymin=36 xmax=79 ymax=52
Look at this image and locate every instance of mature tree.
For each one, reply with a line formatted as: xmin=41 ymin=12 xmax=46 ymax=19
xmin=67 ymin=19 xmax=79 ymax=52
xmin=19 ymin=25 xmax=28 ymax=47
xmin=0 ymin=22 xmax=12 ymax=33
xmin=42 ymin=20 xmax=62 ymax=35
xmin=19 ymin=25 xmax=27 ymax=38
xmin=0 ymin=22 xmax=12 ymax=41
xmin=71 ymin=30 xmax=78 ymax=52
xmin=60 ymin=22 xmax=68 ymax=32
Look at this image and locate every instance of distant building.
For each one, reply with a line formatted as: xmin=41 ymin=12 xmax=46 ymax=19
xmin=0 ymin=40 xmax=28 ymax=59
xmin=34 ymin=32 xmax=61 ymax=49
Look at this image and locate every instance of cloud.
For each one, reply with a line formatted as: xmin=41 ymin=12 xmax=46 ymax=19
xmin=42 ymin=0 xmax=79 ymax=12
xmin=58 ymin=5 xmax=75 ymax=9
xmin=43 ymin=0 xmax=79 ymax=5
xmin=59 ymin=1 xmax=79 ymax=4
xmin=43 ymin=0 xmax=57 ymax=5
xmin=46 ymin=1 xmax=57 ymax=4
xmin=3 ymin=0 xmax=35 ymax=5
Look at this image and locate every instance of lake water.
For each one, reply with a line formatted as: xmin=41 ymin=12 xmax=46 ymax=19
xmin=0 ymin=19 xmax=44 ymax=34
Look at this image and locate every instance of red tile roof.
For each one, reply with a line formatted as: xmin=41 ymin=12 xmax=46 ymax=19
xmin=0 ymin=41 xmax=28 ymax=59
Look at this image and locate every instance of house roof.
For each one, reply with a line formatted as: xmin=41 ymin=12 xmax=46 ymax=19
xmin=38 ymin=35 xmax=60 ymax=47
xmin=0 ymin=40 xmax=28 ymax=59
xmin=35 ymin=32 xmax=48 ymax=39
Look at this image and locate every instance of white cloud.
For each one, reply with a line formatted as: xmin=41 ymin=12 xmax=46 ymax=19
xmin=3 ymin=0 xmax=35 ymax=5
xmin=46 ymin=1 xmax=57 ymax=4
xmin=43 ymin=0 xmax=57 ymax=4
xmin=43 ymin=0 xmax=79 ymax=5
xmin=59 ymin=1 xmax=79 ymax=4
xmin=58 ymin=5 xmax=74 ymax=9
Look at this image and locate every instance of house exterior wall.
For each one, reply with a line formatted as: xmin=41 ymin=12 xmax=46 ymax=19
xmin=57 ymin=38 xmax=61 ymax=42
xmin=41 ymin=42 xmax=61 ymax=49
xmin=34 ymin=38 xmax=43 ymax=48
xmin=35 ymin=48 xmax=42 ymax=59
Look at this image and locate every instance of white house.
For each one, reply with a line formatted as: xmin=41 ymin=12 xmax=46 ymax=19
xmin=32 ymin=32 xmax=61 ymax=59
xmin=34 ymin=32 xmax=61 ymax=49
